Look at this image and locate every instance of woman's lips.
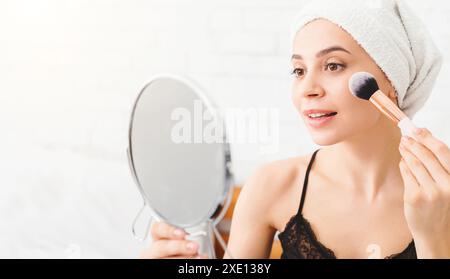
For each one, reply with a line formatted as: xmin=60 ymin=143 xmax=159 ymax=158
xmin=303 ymin=109 xmax=338 ymax=129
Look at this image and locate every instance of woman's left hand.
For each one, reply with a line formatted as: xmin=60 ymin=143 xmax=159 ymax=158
xmin=398 ymin=127 xmax=450 ymax=258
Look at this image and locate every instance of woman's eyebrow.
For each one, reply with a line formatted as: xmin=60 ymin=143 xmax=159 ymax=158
xmin=291 ymin=46 xmax=351 ymax=60
xmin=316 ymin=46 xmax=351 ymax=57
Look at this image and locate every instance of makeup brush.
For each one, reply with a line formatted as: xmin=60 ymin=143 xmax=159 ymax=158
xmin=349 ymin=72 xmax=416 ymax=137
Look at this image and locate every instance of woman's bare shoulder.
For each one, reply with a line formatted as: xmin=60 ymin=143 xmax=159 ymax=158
xmin=226 ymin=154 xmax=313 ymax=258
xmin=239 ymin=154 xmax=312 ymax=213
xmin=250 ymin=155 xmax=310 ymax=190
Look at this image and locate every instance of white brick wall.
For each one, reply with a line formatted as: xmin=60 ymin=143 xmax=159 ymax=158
xmin=0 ymin=0 xmax=449 ymax=258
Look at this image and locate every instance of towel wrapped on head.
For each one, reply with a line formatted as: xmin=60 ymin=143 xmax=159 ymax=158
xmin=291 ymin=0 xmax=443 ymax=118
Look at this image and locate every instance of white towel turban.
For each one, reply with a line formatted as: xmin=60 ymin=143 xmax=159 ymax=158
xmin=291 ymin=0 xmax=443 ymax=118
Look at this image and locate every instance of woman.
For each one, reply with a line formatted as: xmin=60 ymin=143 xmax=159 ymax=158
xmin=141 ymin=0 xmax=450 ymax=259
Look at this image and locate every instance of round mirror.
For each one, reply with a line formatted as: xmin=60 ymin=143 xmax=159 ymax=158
xmin=127 ymin=74 xmax=234 ymax=258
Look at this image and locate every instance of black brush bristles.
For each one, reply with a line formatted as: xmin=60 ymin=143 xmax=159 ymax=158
xmin=349 ymin=72 xmax=379 ymax=100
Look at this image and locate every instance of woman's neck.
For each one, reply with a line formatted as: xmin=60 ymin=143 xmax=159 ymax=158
xmin=319 ymin=117 xmax=403 ymax=202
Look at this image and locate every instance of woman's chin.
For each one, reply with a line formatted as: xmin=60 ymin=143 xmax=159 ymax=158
xmin=310 ymin=131 xmax=342 ymax=146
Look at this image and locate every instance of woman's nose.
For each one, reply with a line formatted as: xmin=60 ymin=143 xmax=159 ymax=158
xmin=294 ymin=75 xmax=326 ymax=99
xmin=303 ymin=86 xmax=325 ymax=98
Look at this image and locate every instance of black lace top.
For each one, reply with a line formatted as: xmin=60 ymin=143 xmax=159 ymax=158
xmin=278 ymin=149 xmax=417 ymax=259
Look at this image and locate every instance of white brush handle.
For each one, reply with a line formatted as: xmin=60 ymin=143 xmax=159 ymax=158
xmin=398 ymin=117 xmax=416 ymax=138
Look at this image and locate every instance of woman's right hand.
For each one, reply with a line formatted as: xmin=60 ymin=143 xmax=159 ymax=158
xmin=139 ymin=221 xmax=207 ymax=259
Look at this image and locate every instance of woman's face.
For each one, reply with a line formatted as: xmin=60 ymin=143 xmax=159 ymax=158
xmin=291 ymin=19 xmax=397 ymax=145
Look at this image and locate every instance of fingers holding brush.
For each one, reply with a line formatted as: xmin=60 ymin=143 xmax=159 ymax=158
xmin=398 ymin=157 xmax=420 ymax=203
xmin=413 ymin=128 xmax=450 ymax=174
xmin=400 ymin=129 xmax=450 ymax=191
xmin=399 ymin=139 xmax=437 ymax=196
xmin=398 ymin=128 xmax=450 ymax=258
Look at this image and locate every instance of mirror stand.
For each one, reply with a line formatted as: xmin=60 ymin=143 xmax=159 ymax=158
xmin=185 ymin=220 xmax=216 ymax=259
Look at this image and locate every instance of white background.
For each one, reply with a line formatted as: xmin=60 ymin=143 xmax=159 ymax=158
xmin=0 ymin=0 xmax=449 ymax=258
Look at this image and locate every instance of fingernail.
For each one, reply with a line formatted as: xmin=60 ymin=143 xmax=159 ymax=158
xmin=173 ymin=229 xmax=184 ymax=237
xmin=187 ymin=242 xmax=197 ymax=250
xmin=401 ymin=137 xmax=409 ymax=145
xmin=413 ymin=128 xmax=423 ymax=136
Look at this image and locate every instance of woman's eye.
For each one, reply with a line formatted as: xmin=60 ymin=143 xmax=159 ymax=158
xmin=291 ymin=68 xmax=305 ymax=78
xmin=325 ymin=63 xmax=345 ymax=72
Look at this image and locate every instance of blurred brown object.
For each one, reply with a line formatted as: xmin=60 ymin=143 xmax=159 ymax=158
xmin=214 ymin=186 xmax=282 ymax=259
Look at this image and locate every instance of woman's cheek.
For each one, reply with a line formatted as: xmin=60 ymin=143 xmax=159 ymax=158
xmin=291 ymin=85 xmax=303 ymax=112
xmin=343 ymin=100 xmax=381 ymax=133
